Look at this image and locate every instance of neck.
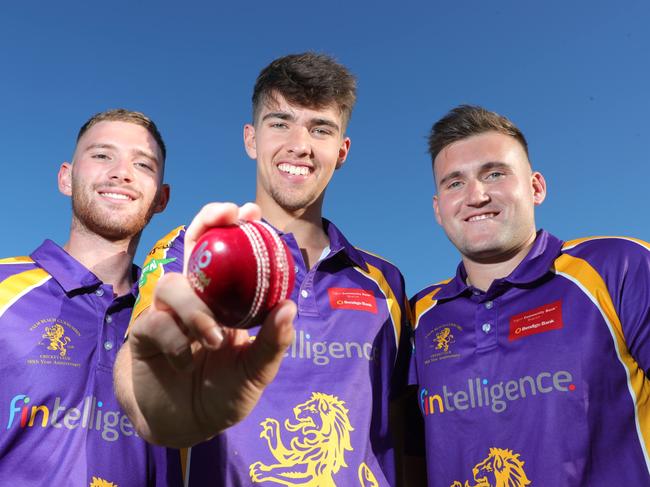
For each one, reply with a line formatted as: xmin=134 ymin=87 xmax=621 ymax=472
xmin=64 ymin=220 xmax=140 ymax=296
xmin=258 ymin=198 xmax=329 ymax=270
xmin=463 ymin=232 xmax=537 ymax=292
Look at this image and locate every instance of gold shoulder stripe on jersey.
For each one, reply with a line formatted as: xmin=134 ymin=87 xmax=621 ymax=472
xmin=554 ymin=253 xmax=650 ymax=473
xmin=413 ymin=286 xmax=446 ymax=330
xmin=0 ymin=256 xmax=34 ymax=265
xmin=0 ymin=268 xmax=51 ymax=319
xmin=354 ymin=263 xmax=402 ymax=348
xmin=563 ymin=236 xmax=650 ymax=252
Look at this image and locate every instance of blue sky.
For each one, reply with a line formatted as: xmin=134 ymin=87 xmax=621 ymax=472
xmin=1 ymin=1 xmax=648 ymax=295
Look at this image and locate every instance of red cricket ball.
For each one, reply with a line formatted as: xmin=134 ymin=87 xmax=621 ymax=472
xmin=187 ymin=221 xmax=295 ymax=329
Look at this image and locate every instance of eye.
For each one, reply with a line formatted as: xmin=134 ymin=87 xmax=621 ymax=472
xmin=135 ymin=161 xmax=155 ymax=172
xmin=92 ymin=153 xmax=110 ymax=160
xmin=446 ymin=180 xmax=463 ymax=190
xmin=485 ymin=171 xmax=505 ymax=180
xmin=270 ymin=122 xmax=288 ymax=129
xmin=312 ymin=127 xmax=333 ymax=137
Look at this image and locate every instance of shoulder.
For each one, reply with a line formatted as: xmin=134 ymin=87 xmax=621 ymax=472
xmin=354 ymin=247 xmax=406 ymax=293
xmin=355 ymin=246 xmax=403 ymax=277
xmin=559 ymin=235 xmax=650 ymax=269
xmin=562 ymin=235 xmax=649 ymax=255
xmin=0 ymin=256 xmax=52 ymax=314
xmin=0 ymin=255 xmax=45 ymax=279
xmin=147 ymin=226 xmax=187 ymax=254
xmin=410 ymin=279 xmax=454 ymax=329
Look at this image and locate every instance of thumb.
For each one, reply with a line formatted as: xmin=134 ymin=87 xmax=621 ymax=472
xmin=245 ymin=300 xmax=296 ymax=386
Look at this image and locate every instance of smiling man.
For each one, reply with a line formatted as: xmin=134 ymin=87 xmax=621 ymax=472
xmin=115 ymin=53 xmax=410 ymax=486
xmin=0 ymin=110 xmax=180 ymax=485
xmin=410 ymin=105 xmax=650 ymax=486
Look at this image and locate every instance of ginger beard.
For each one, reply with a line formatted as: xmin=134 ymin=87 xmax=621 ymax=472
xmin=70 ymin=175 xmax=160 ymax=241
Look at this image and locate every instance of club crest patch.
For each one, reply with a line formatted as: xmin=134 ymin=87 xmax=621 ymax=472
xmin=424 ymin=323 xmax=462 ymax=364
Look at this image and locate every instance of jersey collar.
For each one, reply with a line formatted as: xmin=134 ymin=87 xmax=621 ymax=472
xmin=437 ymin=229 xmax=563 ymax=300
xmin=30 ymin=239 xmax=140 ymax=298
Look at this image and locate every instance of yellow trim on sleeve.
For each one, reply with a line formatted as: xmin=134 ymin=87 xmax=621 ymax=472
xmin=129 ymin=226 xmax=184 ymax=332
xmin=0 ymin=268 xmax=51 ymax=318
xmin=354 ymin=263 xmax=403 ymax=348
xmin=554 ymin=253 xmax=650 ymax=472
xmin=412 ymin=286 xmax=445 ymax=330
xmin=0 ymin=256 xmax=34 ymax=264
xmin=563 ymin=236 xmax=650 ymax=252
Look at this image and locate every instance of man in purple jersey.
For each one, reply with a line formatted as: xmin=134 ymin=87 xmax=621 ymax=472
xmin=115 ymin=53 xmax=410 ymax=486
xmin=0 ymin=109 xmax=183 ymax=485
xmin=409 ymin=105 xmax=650 ymax=486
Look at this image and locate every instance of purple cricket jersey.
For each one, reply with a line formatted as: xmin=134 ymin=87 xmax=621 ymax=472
xmin=0 ymin=240 xmax=182 ymax=486
xmin=410 ymin=230 xmax=650 ymax=486
xmin=135 ymin=220 xmax=410 ymax=486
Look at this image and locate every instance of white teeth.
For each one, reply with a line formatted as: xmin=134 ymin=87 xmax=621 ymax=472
xmin=278 ymin=163 xmax=310 ymax=176
xmin=468 ymin=213 xmax=496 ymax=222
xmin=101 ymin=192 xmax=131 ymax=200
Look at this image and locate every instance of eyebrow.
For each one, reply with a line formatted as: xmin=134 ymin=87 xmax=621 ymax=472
xmin=438 ymin=161 xmax=511 ymax=188
xmin=261 ymin=112 xmax=340 ymax=133
xmin=85 ymin=143 xmax=160 ymax=165
xmin=438 ymin=170 xmax=463 ymax=188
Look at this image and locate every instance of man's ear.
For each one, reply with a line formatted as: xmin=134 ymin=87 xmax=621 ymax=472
xmin=243 ymin=124 xmax=257 ymax=160
xmin=433 ymin=195 xmax=442 ymax=225
xmin=335 ymin=137 xmax=351 ymax=170
xmin=154 ymin=183 xmax=170 ymax=214
xmin=58 ymin=162 xmax=73 ymax=196
xmin=532 ymin=171 xmax=547 ymax=206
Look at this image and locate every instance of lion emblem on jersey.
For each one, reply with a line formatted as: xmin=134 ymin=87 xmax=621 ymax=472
xmin=42 ymin=323 xmax=71 ymax=357
xmin=435 ymin=327 xmax=455 ymax=352
xmin=89 ymin=477 xmax=117 ymax=487
xmin=451 ymin=448 xmax=531 ymax=487
xmin=250 ymin=391 xmax=366 ymax=486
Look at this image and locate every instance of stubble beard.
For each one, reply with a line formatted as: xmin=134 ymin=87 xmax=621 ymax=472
xmin=452 ymin=222 xmax=533 ymax=264
xmin=70 ymin=180 xmax=158 ymax=241
xmin=269 ymin=185 xmax=321 ymax=213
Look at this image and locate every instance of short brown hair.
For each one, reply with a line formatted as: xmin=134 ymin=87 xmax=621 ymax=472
xmin=77 ymin=109 xmax=166 ymax=162
xmin=428 ymin=105 xmax=529 ymax=167
xmin=252 ymin=52 xmax=357 ymax=130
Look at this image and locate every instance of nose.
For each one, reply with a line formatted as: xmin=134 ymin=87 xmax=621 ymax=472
xmin=286 ymin=126 xmax=310 ymax=157
xmin=465 ymin=179 xmax=490 ymax=207
xmin=107 ymin=158 xmax=134 ymax=183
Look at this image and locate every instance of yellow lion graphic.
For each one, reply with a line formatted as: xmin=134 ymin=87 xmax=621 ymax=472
xmin=435 ymin=327 xmax=455 ymax=352
xmin=249 ymin=392 xmax=355 ymax=486
xmin=89 ymin=477 xmax=117 ymax=487
xmin=451 ymin=448 xmax=531 ymax=487
xmin=43 ymin=323 xmax=71 ymax=357
xmin=358 ymin=462 xmax=379 ymax=487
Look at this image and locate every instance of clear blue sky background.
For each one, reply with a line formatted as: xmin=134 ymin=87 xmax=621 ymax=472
xmin=1 ymin=1 xmax=648 ymax=296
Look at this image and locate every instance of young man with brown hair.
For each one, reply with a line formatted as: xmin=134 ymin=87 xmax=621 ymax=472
xmin=115 ymin=52 xmax=410 ymax=486
xmin=0 ymin=109 xmax=180 ymax=485
xmin=410 ymin=104 xmax=650 ymax=486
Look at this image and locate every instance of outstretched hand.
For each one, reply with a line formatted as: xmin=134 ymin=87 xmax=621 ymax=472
xmin=115 ymin=202 xmax=296 ymax=447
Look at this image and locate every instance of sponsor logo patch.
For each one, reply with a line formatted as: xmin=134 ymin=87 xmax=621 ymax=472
xmin=328 ymin=288 xmax=377 ymax=313
xmin=509 ymin=300 xmax=563 ymax=341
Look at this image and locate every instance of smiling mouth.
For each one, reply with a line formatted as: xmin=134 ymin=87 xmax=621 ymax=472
xmin=99 ymin=191 xmax=134 ymax=201
xmin=278 ymin=163 xmax=311 ymax=176
xmin=466 ymin=212 xmax=498 ymax=222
